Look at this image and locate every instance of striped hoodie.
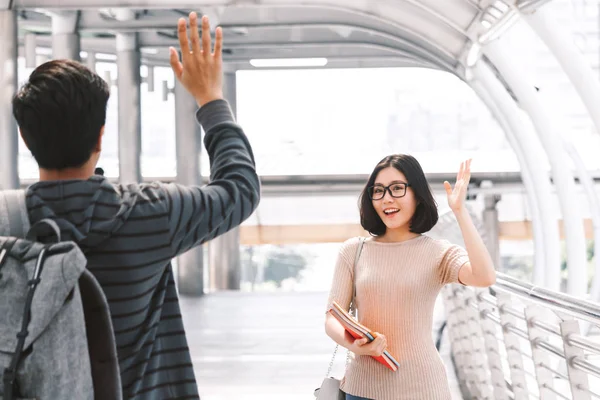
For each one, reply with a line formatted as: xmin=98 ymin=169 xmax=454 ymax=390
xmin=24 ymin=100 xmax=260 ymax=399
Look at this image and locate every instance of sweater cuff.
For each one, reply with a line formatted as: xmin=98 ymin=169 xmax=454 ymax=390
xmin=195 ymin=99 xmax=235 ymax=132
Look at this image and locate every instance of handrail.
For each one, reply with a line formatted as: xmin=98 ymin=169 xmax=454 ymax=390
xmin=494 ymin=272 xmax=600 ymax=325
xmin=437 ymin=208 xmax=600 ymax=399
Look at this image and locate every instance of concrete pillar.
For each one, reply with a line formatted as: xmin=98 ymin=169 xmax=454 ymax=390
xmin=86 ymin=52 xmax=97 ymax=73
xmin=209 ymin=72 xmax=241 ymax=290
xmin=209 ymin=228 xmax=241 ymax=290
xmin=174 ymin=79 xmax=204 ymax=296
xmin=0 ymin=10 xmax=19 ymax=190
xmin=115 ymin=10 xmax=142 ymax=184
xmin=482 ymin=192 xmax=502 ymax=271
xmin=24 ymin=33 xmax=37 ymax=68
xmin=51 ymin=11 xmax=81 ymax=61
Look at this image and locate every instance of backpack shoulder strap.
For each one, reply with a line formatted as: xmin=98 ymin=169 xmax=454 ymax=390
xmin=0 ymin=190 xmax=31 ymax=239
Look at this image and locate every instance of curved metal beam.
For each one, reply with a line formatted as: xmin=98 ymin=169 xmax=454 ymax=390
xmin=12 ymin=2 xmax=461 ymax=69
xmin=484 ymin=37 xmax=589 ymax=295
xmin=564 ymin=141 xmax=600 ymax=303
xmin=18 ymin=6 xmax=459 ymax=71
xmin=137 ymin=25 xmax=454 ymax=70
xmin=471 ymin=61 xmax=560 ymax=288
xmin=22 ymin=33 xmax=448 ymax=73
xmin=523 ymin=6 xmax=600 ymax=151
xmin=398 ymin=0 xmax=468 ymax=36
xmin=522 ymin=6 xmax=600 ymax=301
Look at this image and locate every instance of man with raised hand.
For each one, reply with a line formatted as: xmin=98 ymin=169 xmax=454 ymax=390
xmin=12 ymin=12 xmax=259 ymax=399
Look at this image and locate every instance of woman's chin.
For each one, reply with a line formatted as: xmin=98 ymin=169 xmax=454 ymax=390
xmin=383 ymin=220 xmax=408 ymax=231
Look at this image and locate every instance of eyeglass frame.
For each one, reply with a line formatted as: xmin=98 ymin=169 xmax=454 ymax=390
xmin=368 ymin=182 xmax=411 ymax=200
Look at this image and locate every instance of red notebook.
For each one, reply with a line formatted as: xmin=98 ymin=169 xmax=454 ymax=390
xmin=328 ymin=301 xmax=399 ymax=372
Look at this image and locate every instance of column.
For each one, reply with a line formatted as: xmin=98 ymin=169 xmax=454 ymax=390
xmin=174 ymin=79 xmax=204 ymax=296
xmin=208 ymin=72 xmax=241 ymax=290
xmin=51 ymin=11 xmax=81 ymax=61
xmin=0 ymin=10 xmax=19 ymax=190
xmin=482 ymin=191 xmax=501 ymax=271
xmin=116 ymin=10 xmax=142 ymax=184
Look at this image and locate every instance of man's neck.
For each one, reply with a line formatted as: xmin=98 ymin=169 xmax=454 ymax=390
xmin=39 ymin=167 xmax=95 ymax=182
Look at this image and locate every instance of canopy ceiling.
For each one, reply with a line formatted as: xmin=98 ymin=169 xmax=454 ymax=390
xmin=4 ymin=0 xmax=549 ymax=73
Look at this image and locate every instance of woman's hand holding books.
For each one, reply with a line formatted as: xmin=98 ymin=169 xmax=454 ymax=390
xmin=349 ymin=332 xmax=388 ymax=357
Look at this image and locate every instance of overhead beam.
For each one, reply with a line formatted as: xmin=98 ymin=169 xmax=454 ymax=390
xmin=20 ymin=34 xmax=445 ymax=71
xmin=16 ymin=44 xmax=435 ymax=71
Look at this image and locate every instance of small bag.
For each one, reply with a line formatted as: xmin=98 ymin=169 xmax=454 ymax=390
xmin=314 ymin=238 xmax=366 ymax=400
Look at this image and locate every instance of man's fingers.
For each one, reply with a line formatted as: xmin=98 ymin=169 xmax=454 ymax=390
xmin=169 ymin=47 xmax=183 ymax=79
xmin=213 ymin=26 xmax=223 ymax=58
xmin=176 ymin=18 xmax=191 ymax=59
xmin=201 ymin=15 xmax=211 ymax=57
xmin=188 ymin=12 xmax=201 ymax=55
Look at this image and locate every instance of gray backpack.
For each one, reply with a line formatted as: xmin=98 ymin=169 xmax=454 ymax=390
xmin=0 ymin=190 xmax=122 ymax=400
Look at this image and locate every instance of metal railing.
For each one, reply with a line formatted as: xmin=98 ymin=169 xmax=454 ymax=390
xmin=443 ymin=273 xmax=600 ymax=400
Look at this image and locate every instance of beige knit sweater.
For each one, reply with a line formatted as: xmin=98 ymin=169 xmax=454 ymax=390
xmin=327 ymin=235 xmax=469 ymax=400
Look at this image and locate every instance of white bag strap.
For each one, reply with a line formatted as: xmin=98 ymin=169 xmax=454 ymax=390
xmin=0 ymin=190 xmax=30 ymax=238
xmin=350 ymin=237 xmax=366 ymax=316
xmin=326 ymin=237 xmax=366 ymax=377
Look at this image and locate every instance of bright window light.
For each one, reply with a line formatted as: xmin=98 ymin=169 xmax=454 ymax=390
xmin=249 ymin=58 xmax=328 ymax=68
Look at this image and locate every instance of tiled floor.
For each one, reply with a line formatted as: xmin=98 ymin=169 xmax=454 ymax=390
xmin=179 ymin=291 xmax=463 ymax=400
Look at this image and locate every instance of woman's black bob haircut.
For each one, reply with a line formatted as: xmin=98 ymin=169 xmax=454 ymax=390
xmin=359 ymin=154 xmax=438 ymax=236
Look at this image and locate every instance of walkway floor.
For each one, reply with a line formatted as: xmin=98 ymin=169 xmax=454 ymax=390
xmin=179 ymin=291 xmax=463 ymax=400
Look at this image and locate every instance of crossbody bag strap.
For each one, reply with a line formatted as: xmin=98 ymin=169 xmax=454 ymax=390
xmin=350 ymin=237 xmax=366 ymax=316
xmin=325 ymin=237 xmax=366 ymax=378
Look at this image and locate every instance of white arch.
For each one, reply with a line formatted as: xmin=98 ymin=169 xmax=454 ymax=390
xmin=484 ymin=37 xmax=588 ymax=294
xmin=522 ymin=4 xmax=600 ymax=299
xmin=470 ymin=62 xmax=559 ymax=288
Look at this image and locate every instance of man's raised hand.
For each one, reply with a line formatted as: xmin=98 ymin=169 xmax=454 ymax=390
xmin=169 ymin=12 xmax=224 ymax=107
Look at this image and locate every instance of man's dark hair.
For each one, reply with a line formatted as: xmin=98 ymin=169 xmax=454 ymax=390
xmin=359 ymin=154 xmax=438 ymax=236
xmin=12 ymin=59 xmax=110 ymax=170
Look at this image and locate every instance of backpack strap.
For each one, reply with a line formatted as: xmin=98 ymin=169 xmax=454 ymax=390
xmin=0 ymin=190 xmax=30 ymax=239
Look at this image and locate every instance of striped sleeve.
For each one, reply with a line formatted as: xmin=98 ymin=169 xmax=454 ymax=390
xmin=164 ymin=99 xmax=261 ymax=257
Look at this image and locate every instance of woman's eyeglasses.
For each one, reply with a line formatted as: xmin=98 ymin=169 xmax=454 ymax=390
xmin=368 ymin=183 xmax=410 ymax=200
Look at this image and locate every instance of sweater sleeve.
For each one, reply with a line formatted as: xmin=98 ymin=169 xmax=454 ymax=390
xmin=163 ymin=99 xmax=261 ymax=257
xmin=437 ymin=241 xmax=470 ymax=285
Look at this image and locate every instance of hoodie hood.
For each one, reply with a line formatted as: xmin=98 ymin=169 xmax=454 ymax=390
xmin=25 ymin=176 xmax=133 ymax=250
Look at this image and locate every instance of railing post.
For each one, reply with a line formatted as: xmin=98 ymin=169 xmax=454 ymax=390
xmin=525 ymin=306 xmax=557 ymax=399
xmin=560 ymin=320 xmax=591 ymax=400
xmin=442 ymin=286 xmax=472 ymax=394
xmin=496 ymin=292 xmax=530 ymax=399
xmin=461 ymin=288 xmax=494 ymax=399
xmin=476 ymin=289 xmax=510 ymax=400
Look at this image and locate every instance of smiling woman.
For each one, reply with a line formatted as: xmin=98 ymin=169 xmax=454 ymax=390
xmin=324 ymin=153 xmax=496 ymax=400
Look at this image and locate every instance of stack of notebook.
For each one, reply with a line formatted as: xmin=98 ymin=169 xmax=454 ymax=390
xmin=328 ymin=301 xmax=399 ymax=372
